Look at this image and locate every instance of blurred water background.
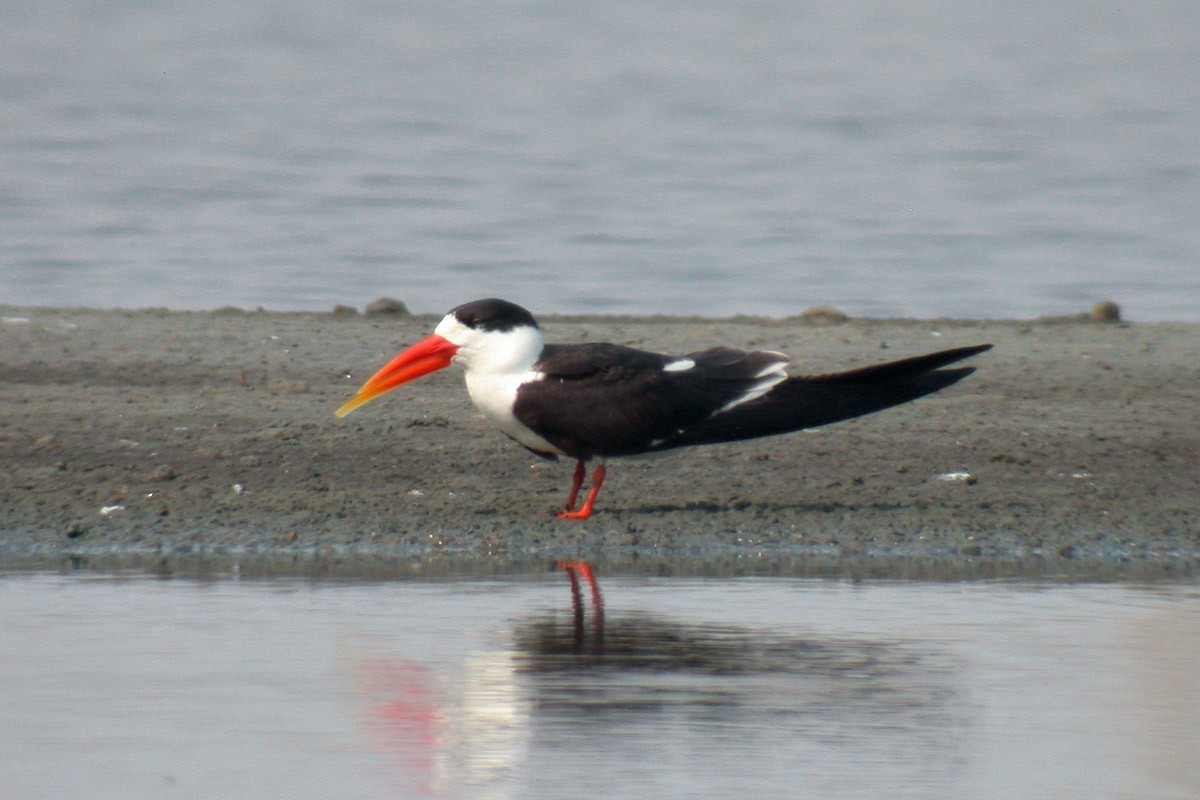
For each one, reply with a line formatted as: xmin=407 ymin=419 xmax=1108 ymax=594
xmin=2 ymin=1 xmax=1198 ymax=320
xmin=4 ymin=573 xmax=1199 ymax=800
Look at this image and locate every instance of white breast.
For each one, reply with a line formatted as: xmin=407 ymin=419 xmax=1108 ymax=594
xmin=464 ymin=371 xmax=565 ymax=456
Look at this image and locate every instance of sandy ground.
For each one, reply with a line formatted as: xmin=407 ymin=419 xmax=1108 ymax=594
xmin=1 ymin=306 xmax=1197 ymax=579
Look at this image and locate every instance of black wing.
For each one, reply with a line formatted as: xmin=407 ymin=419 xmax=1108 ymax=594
xmin=649 ymin=343 xmax=993 ymax=450
xmin=512 ymin=343 xmax=790 ymax=459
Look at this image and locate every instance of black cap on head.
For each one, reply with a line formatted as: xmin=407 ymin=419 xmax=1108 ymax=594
xmin=449 ymin=298 xmax=539 ymax=332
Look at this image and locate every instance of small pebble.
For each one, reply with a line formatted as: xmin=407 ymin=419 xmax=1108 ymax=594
xmin=796 ymin=306 xmax=849 ymax=324
xmin=365 ymin=297 xmax=409 ymax=316
xmin=146 ymin=465 xmax=176 ymax=482
xmin=935 ymin=471 xmax=977 ymax=485
xmin=1090 ymin=300 xmax=1121 ymax=323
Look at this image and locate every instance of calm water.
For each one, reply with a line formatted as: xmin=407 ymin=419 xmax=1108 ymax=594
xmin=2 ymin=573 xmax=1198 ymax=800
xmin=2 ymin=1 xmax=1198 ymax=320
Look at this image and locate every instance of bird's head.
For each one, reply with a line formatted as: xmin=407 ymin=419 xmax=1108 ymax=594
xmin=335 ymin=298 xmax=543 ymax=417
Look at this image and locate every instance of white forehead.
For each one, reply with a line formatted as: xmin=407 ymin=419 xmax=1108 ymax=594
xmin=433 ymin=313 xmax=473 ymax=344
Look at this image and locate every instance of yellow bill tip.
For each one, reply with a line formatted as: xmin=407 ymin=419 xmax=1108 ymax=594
xmin=334 ymin=393 xmax=372 ymax=418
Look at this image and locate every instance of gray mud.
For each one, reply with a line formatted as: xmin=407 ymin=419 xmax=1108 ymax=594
xmin=1 ymin=307 xmax=1197 ymax=579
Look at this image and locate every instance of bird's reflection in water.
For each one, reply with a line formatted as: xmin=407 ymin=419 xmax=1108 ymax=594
xmin=355 ymin=645 xmax=533 ymax=800
xmin=354 ymin=605 xmax=963 ymax=799
xmin=513 ymin=611 xmax=960 ymax=732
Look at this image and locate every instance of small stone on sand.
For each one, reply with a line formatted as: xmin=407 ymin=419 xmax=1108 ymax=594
xmin=796 ymin=306 xmax=849 ymax=324
xmin=146 ymin=465 xmax=177 ymax=482
xmin=1090 ymin=300 xmax=1121 ymax=323
xmin=365 ymin=297 xmax=409 ymax=316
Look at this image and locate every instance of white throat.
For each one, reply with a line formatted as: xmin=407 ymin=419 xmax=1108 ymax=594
xmin=434 ymin=315 xmax=564 ymax=455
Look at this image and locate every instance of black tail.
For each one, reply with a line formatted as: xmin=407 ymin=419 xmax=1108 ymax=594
xmin=657 ymin=344 xmax=992 ymax=449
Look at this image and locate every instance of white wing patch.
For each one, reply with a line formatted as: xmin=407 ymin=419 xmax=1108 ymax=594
xmin=715 ymin=356 xmax=789 ymax=414
xmin=663 ymin=358 xmax=696 ymax=372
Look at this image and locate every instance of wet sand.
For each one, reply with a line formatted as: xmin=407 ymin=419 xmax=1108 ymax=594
xmin=1 ymin=306 xmax=1196 ymax=578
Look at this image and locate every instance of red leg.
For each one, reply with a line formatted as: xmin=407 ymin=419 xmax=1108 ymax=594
xmin=557 ymin=462 xmax=607 ymax=520
xmin=562 ymin=459 xmax=587 ymax=512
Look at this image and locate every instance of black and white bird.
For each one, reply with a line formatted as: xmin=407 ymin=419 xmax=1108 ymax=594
xmin=336 ymin=298 xmax=991 ymax=519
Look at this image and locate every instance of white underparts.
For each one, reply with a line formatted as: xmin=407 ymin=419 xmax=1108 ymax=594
xmin=464 ymin=370 xmax=565 ymax=455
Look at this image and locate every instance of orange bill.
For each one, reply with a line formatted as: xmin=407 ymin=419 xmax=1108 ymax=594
xmin=335 ymin=334 xmax=458 ymax=417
